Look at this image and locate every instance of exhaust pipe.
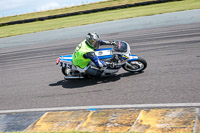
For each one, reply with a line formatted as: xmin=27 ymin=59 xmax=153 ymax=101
xmin=64 ymin=75 xmax=84 ymax=80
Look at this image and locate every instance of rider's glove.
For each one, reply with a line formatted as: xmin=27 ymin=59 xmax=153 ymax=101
xmin=111 ymin=41 xmax=117 ymax=46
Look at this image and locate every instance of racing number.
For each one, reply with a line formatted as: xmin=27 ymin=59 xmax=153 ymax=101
xmin=74 ymin=43 xmax=82 ymax=58
xmin=76 ymin=43 xmax=82 ymax=51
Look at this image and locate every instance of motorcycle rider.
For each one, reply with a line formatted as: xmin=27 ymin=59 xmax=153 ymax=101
xmin=72 ymin=32 xmax=115 ymax=76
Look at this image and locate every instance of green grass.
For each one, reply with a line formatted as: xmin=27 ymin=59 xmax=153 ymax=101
xmin=0 ymin=0 xmax=153 ymax=24
xmin=0 ymin=0 xmax=200 ymax=38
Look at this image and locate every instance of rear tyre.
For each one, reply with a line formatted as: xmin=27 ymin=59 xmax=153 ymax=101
xmin=122 ymin=57 xmax=147 ymax=73
xmin=61 ymin=67 xmax=67 ymax=76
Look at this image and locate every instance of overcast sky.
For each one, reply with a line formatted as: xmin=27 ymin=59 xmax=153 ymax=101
xmin=0 ymin=0 xmax=106 ymax=18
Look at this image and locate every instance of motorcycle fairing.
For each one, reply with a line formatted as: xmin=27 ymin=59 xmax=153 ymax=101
xmin=59 ymin=48 xmax=113 ymax=62
xmin=59 ymin=54 xmax=138 ymax=63
xmin=128 ymin=55 xmax=139 ymax=61
xmin=60 ymin=55 xmax=72 ymax=62
xmin=95 ymin=48 xmax=113 ymax=60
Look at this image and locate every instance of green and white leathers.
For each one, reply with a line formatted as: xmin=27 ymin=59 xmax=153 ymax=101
xmin=72 ymin=40 xmax=94 ymax=68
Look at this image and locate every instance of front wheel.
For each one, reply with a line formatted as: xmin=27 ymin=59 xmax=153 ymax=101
xmin=123 ymin=57 xmax=147 ymax=73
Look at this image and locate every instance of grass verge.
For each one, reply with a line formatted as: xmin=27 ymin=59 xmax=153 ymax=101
xmin=0 ymin=0 xmax=153 ymax=24
xmin=0 ymin=0 xmax=199 ymax=38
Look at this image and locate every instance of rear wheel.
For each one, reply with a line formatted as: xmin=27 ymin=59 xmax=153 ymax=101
xmin=123 ymin=57 xmax=147 ymax=73
xmin=61 ymin=67 xmax=68 ymax=76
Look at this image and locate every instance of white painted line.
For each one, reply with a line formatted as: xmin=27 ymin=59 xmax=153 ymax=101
xmin=0 ymin=103 xmax=200 ymax=114
xmin=128 ymin=110 xmax=143 ymax=132
xmin=193 ymin=108 xmax=199 ymax=132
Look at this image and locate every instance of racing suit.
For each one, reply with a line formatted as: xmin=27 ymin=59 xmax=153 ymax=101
xmin=72 ymin=39 xmax=113 ymax=69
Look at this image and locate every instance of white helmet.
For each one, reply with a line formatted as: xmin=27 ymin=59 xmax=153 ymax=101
xmin=86 ymin=32 xmax=100 ymax=49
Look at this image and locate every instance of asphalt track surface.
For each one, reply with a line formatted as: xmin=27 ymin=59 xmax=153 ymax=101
xmin=0 ymin=12 xmax=200 ymax=111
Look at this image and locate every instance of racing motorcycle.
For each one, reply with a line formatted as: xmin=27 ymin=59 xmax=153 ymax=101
xmin=56 ymin=41 xmax=147 ymax=79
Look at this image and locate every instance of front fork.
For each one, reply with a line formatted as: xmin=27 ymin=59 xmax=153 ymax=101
xmin=125 ymin=55 xmax=139 ymax=69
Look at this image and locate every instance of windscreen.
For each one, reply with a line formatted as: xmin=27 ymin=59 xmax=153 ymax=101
xmin=114 ymin=41 xmax=128 ymax=52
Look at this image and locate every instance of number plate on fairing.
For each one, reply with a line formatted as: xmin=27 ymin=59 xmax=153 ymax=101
xmin=95 ymin=48 xmax=113 ymax=59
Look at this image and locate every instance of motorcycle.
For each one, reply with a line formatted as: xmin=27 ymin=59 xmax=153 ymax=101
xmin=56 ymin=40 xmax=147 ymax=79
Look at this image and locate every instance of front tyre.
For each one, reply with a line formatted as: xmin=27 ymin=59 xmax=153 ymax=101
xmin=123 ymin=57 xmax=147 ymax=73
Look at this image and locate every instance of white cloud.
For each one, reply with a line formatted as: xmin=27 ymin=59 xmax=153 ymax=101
xmin=0 ymin=0 xmax=27 ymax=10
xmin=36 ymin=2 xmax=60 ymax=11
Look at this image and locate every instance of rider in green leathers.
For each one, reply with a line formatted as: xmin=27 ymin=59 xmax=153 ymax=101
xmin=72 ymin=32 xmax=115 ymax=69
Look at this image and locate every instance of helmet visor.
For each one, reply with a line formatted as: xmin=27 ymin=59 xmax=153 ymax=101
xmin=89 ymin=39 xmax=100 ymax=49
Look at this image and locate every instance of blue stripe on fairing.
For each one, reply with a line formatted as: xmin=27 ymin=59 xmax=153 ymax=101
xmin=98 ymin=55 xmax=113 ymax=60
xmin=128 ymin=55 xmax=138 ymax=61
xmin=60 ymin=54 xmax=112 ymax=61
xmin=95 ymin=48 xmax=112 ymax=51
xmin=61 ymin=59 xmax=72 ymax=61
xmin=60 ymin=55 xmax=72 ymax=61
xmin=60 ymin=55 xmax=73 ymax=58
